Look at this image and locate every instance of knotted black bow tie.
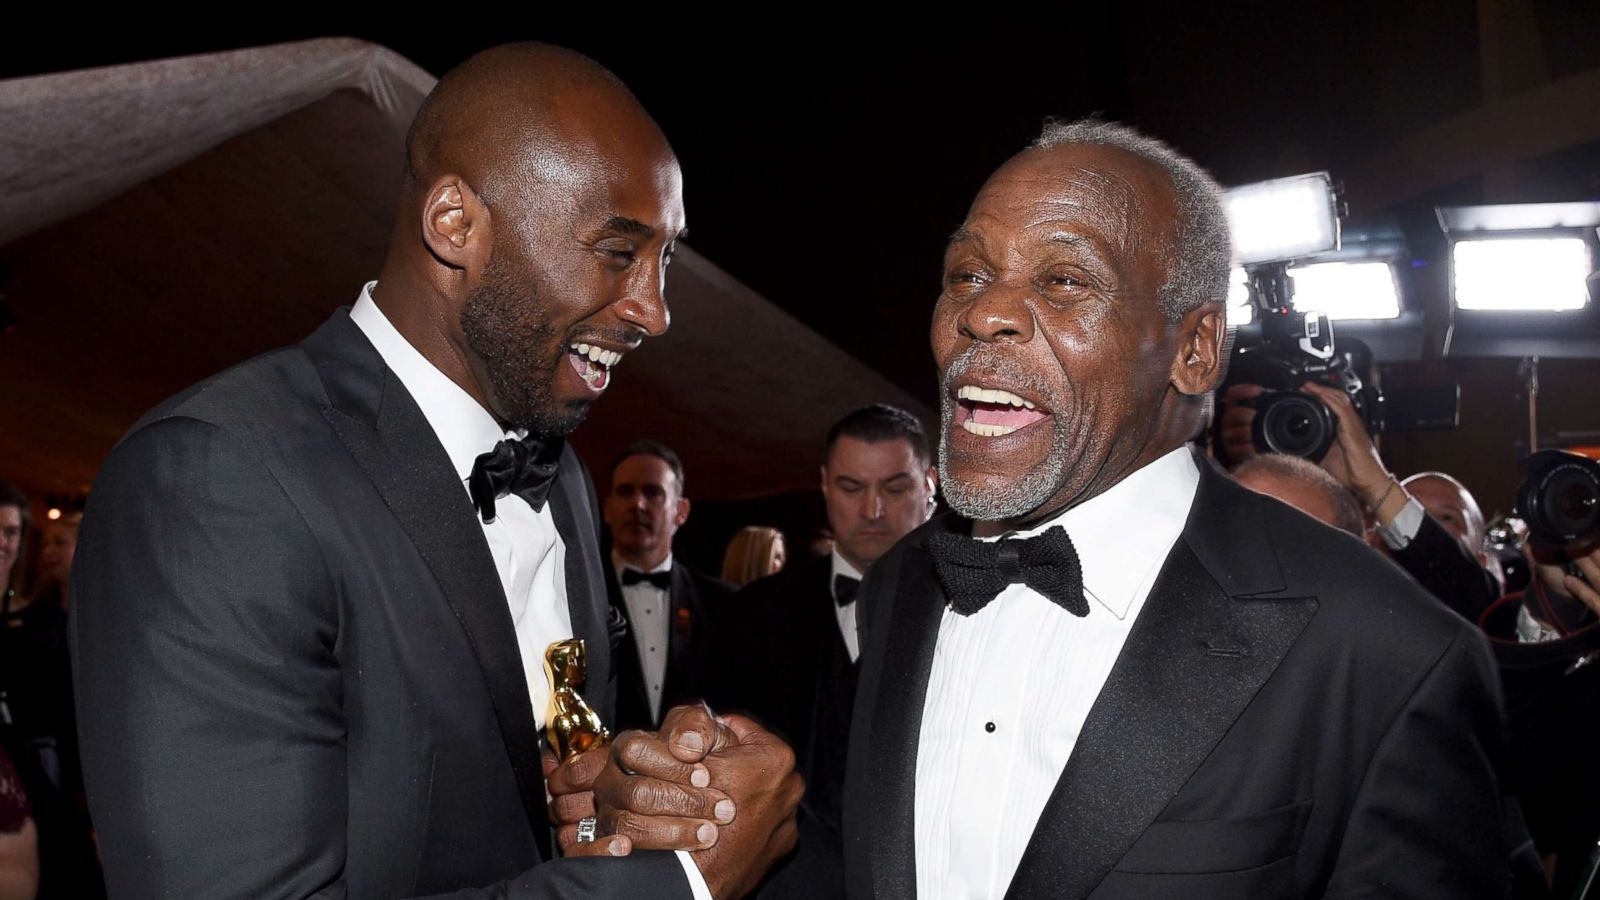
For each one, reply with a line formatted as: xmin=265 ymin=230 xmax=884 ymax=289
xmin=833 ymin=574 xmax=861 ymax=607
xmin=468 ymin=436 xmax=562 ymax=522
xmin=929 ymin=526 xmax=1088 ymax=617
xmin=622 ymin=568 xmax=672 ymax=590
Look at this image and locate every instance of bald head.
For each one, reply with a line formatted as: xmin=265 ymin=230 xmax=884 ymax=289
xmin=1402 ymin=472 xmax=1486 ymax=557
xmin=373 ymin=43 xmax=685 ymax=437
xmin=404 ymin=44 xmax=671 ymax=211
xmin=1235 ymin=454 xmax=1366 ymax=537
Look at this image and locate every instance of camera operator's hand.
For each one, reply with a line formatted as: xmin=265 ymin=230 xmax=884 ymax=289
xmin=1218 ymin=384 xmax=1265 ymax=464
xmin=1525 ymin=537 xmax=1600 ymax=617
xmin=1298 ymin=382 xmax=1410 ymax=527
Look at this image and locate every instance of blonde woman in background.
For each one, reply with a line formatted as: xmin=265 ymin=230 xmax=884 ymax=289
xmin=721 ymin=526 xmax=786 ymax=588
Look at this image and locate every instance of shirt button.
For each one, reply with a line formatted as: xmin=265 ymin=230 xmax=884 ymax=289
xmin=985 ymin=721 xmax=996 ymax=734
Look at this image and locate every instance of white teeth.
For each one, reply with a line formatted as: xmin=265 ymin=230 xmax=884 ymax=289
xmin=956 ymin=385 xmax=1033 ymax=409
xmin=569 ymin=344 xmax=622 ymax=368
xmin=961 ymin=421 xmax=1019 ymax=437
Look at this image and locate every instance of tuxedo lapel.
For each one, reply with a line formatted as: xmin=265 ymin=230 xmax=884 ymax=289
xmin=546 ymin=450 xmax=614 ymax=724
xmin=864 ymin=520 xmax=963 ymax=900
xmin=1004 ymin=458 xmax=1315 ymax=900
xmin=303 ymin=312 xmax=554 ymax=861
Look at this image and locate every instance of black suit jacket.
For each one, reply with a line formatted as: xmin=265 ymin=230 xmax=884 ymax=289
xmin=844 ymin=451 xmax=1509 ymax=899
xmin=705 ymin=554 xmax=855 ymax=899
xmin=70 ymin=310 xmax=692 ymax=899
xmin=608 ymin=559 xmax=729 ymax=731
xmin=1390 ymin=509 xmax=1501 ymax=625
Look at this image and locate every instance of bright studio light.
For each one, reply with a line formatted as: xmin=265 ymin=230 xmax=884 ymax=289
xmin=47 ymin=508 xmax=61 ymax=520
xmin=1288 ymin=261 xmax=1401 ymax=320
xmin=1225 ymin=173 xmax=1340 ymax=265
xmin=1452 ymin=238 xmax=1591 ymax=311
xmin=1227 ymin=267 xmax=1254 ymax=326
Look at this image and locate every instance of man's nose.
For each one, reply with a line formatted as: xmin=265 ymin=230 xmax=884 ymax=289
xmin=613 ymin=267 xmax=671 ymax=338
xmin=957 ymin=281 xmax=1034 ymax=345
xmin=862 ymin=489 xmax=886 ymax=521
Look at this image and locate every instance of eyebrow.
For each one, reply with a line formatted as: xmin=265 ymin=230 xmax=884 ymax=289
xmin=1046 ymin=232 xmax=1086 ymax=246
xmin=603 ymin=216 xmax=656 ymax=238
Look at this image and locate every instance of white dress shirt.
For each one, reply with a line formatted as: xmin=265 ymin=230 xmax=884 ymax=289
xmin=830 ymin=549 xmax=864 ymax=663
xmin=914 ymin=446 xmax=1201 ymax=900
xmin=352 ymin=284 xmax=573 ymax=725
xmin=613 ymin=551 xmax=674 ymax=722
xmin=352 ymin=285 xmax=710 ymax=898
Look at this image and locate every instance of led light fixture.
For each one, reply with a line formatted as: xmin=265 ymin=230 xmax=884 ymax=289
xmin=1226 ymin=266 xmax=1254 ymax=326
xmin=1288 ymin=261 xmax=1401 ymax=320
xmin=1451 ymin=238 xmax=1591 ymax=311
xmin=1225 ymin=172 xmax=1340 ymax=266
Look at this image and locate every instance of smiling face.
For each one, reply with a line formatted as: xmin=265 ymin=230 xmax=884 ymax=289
xmin=934 ymin=143 xmax=1206 ymax=529
xmin=461 ymin=136 xmax=685 ymax=436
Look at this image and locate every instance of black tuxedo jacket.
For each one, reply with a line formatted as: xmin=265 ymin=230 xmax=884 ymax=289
xmin=70 ymin=310 xmax=692 ymax=899
xmin=607 ymin=559 xmax=729 ymax=731
xmin=843 ymin=452 xmax=1510 ymax=899
xmin=705 ymin=554 xmax=856 ymax=899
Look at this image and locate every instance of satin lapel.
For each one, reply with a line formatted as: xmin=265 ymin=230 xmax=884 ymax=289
xmin=1004 ymin=461 xmax=1314 ymax=900
xmin=546 ymin=448 xmax=613 ymax=725
xmin=305 ymin=313 xmax=553 ymax=861
xmin=866 ymin=534 xmax=956 ymax=900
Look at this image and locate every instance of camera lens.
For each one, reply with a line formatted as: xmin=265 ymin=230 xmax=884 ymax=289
xmin=1253 ymin=392 xmax=1337 ymax=461
xmin=1517 ymin=450 xmax=1600 ymax=546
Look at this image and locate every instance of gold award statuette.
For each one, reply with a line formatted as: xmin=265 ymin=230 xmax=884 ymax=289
xmin=544 ymin=639 xmax=611 ymax=762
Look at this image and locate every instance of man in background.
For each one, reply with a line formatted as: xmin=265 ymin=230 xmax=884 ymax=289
xmin=708 ymin=404 xmax=937 ymax=897
xmin=603 ymin=440 xmax=730 ymax=730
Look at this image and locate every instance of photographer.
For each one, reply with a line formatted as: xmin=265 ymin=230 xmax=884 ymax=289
xmin=1488 ymin=537 xmax=1600 ymax=894
xmin=1221 ymin=381 xmax=1501 ymax=623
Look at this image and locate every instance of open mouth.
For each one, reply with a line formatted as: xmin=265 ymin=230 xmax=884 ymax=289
xmin=952 ymin=384 xmax=1051 ymax=437
xmin=567 ymin=342 xmax=623 ymax=392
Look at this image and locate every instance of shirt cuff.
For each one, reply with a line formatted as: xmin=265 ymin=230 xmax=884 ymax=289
xmin=1377 ymin=496 xmax=1425 ymax=550
xmin=675 ymin=850 xmax=714 ymax=900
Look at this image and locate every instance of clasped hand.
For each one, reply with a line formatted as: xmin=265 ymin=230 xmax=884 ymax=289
xmin=543 ymin=705 xmax=803 ymax=898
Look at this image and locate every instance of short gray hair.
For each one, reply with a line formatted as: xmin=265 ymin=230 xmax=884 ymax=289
xmin=1032 ymin=119 xmax=1231 ymax=321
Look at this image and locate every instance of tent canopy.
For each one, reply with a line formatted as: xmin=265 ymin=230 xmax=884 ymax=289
xmin=0 ymin=38 xmax=930 ymax=506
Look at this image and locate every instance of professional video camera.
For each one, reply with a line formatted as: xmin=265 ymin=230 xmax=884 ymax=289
xmin=1215 ymin=266 xmax=1459 ymax=463
xmin=1517 ymin=449 xmax=1600 ymax=547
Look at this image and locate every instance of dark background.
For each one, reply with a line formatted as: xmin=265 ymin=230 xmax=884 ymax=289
xmin=4 ymin=3 xmax=1599 ymax=549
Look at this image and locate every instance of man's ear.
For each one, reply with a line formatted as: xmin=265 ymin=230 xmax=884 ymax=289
xmin=420 ymin=175 xmax=492 ymax=273
xmin=673 ymin=497 xmax=691 ymax=528
xmin=1171 ymin=300 xmax=1227 ymax=396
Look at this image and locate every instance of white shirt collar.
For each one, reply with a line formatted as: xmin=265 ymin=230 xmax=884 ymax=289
xmin=613 ymin=550 xmax=674 ymax=582
xmin=349 ymin=282 xmax=515 ymax=484
xmin=981 ymin=445 xmax=1199 ymax=620
xmin=830 ymin=548 xmax=864 ymax=585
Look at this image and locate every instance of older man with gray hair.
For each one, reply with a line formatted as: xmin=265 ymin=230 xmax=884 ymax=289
xmin=842 ymin=119 xmax=1509 ymax=899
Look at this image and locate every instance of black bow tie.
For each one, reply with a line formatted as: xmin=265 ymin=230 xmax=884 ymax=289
xmin=468 ymin=436 xmax=562 ymax=522
xmin=622 ymin=568 xmax=672 ymax=590
xmin=929 ymin=526 xmax=1088 ymax=617
xmin=833 ymin=574 xmax=861 ymax=607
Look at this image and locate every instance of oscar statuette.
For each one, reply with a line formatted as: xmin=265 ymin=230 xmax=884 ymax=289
xmin=544 ymin=638 xmax=611 ymax=762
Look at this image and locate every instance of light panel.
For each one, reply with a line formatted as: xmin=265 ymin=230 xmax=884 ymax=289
xmin=1225 ymin=173 xmax=1339 ymax=265
xmin=1288 ymin=261 xmax=1401 ymax=320
xmin=1227 ymin=266 xmax=1254 ymax=326
xmin=1452 ymin=238 xmax=1590 ymax=311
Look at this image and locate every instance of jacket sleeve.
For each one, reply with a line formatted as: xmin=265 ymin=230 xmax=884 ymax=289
xmin=71 ymin=416 xmax=349 ymax=899
xmin=1389 ymin=512 xmax=1500 ymax=625
xmin=71 ymin=417 xmax=693 ymax=900
xmin=1323 ymin=626 xmax=1511 ymax=899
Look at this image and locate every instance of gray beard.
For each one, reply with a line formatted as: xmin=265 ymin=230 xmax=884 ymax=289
xmin=936 ymin=347 xmax=1072 ymax=522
